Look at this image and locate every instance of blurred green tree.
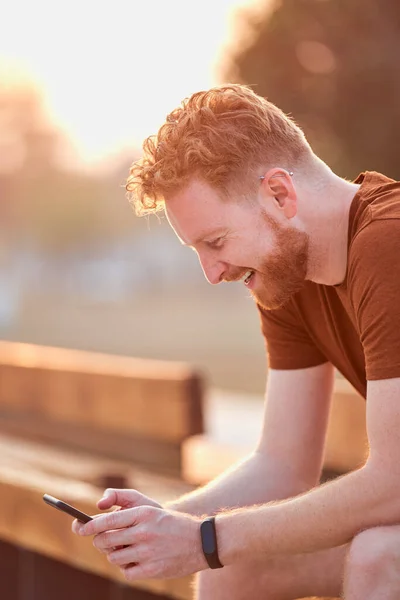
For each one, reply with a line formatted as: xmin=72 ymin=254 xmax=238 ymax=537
xmin=224 ymin=0 xmax=400 ymax=179
xmin=0 ymin=77 xmax=137 ymax=256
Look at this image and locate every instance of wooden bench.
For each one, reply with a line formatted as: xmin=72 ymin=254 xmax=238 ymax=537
xmin=0 ymin=341 xmax=367 ymax=484
xmin=0 ymin=341 xmax=204 ymax=476
xmin=0 ymin=340 xmax=204 ymax=598
xmin=0 ymin=431 xmax=194 ymax=500
xmin=0 ymin=437 xmax=338 ymax=600
xmin=0 ymin=459 xmax=194 ymax=599
xmin=0 ymin=341 xmax=362 ymax=599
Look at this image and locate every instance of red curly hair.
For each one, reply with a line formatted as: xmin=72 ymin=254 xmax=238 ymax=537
xmin=126 ymin=84 xmax=311 ymax=216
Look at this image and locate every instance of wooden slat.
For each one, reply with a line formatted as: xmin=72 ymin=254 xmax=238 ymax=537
xmin=0 ymin=411 xmax=184 ymax=476
xmin=0 ymin=341 xmax=204 ymax=444
xmin=0 ymin=432 xmax=194 ymax=503
xmin=0 ymin=431 xmax=130 ymax=488
xmin=0 ymin=465 xmax=193 ymax=600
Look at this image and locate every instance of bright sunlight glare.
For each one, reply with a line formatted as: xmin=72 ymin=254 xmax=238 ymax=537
xmin=0 ymin=0 xmax=265 ymax=167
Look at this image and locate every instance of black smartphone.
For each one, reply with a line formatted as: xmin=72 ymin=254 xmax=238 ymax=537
xmin=43 ymin=494 xmax=93 ymax=523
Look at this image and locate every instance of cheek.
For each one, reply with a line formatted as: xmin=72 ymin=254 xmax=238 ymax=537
xmin=245 ymin=237 xmax=274 ymax=267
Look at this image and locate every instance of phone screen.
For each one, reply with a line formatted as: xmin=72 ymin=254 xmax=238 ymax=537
xmin=43 ymin=494 xmax=93 ymax=523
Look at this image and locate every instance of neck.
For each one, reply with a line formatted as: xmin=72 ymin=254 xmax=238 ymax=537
xmin=305 ymin=170 xmax=360 ymax=286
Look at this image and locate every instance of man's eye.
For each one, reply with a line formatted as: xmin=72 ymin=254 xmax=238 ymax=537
xmin=207 ymin=237 xmax=225 ymax=250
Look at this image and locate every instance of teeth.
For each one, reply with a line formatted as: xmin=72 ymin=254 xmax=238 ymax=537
xmin=240 ymin=270 xmax=252 ymax=281
xmin=243 ymin=270 xmax=253 ymax=284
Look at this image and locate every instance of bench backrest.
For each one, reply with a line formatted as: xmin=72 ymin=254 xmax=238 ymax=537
xmin=0 ymin=341 xmax=204 ymax=474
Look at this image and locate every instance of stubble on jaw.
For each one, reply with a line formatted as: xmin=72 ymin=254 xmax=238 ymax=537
xmin=251 ymin=211 xmax=309 ymax=311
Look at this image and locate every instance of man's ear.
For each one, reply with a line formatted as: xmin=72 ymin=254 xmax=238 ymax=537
xmin=260 ymin=168 xmax=297 ymax=219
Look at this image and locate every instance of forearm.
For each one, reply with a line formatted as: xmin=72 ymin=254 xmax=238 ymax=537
xmin=218 ymin=460 xmax=400 ymax=564
xmin=166 ymin=450 xmax=313 ymax=517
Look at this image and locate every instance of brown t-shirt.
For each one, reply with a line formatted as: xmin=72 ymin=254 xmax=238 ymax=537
xmin=258 ymin=171 xmax=400 ymax=399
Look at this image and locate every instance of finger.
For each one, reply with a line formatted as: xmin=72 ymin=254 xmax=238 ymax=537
xmin=107 ymin=545 xmax=138 ymax=567
xmin=97 ymin=488 xmax=161 ymax=511
xmin=72 ymin=518 xmax=81 ymax=534
xmin=121 ymin=562 xmax=147 ymax=582
xmin=72 ymin=513 xmax=106 ymax=535
xmin=97 ymin=489 xmax=143 ymax=510
xmin=93 ymin=526 xmax=136 ymax=552
xmin=78 ymin=507 xmax=141 ymax=536
xmin=97 ymin=489 xmax=119 ymax=510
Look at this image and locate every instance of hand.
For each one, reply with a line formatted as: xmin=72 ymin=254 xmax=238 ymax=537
xmin=71 ymin=488 xmax=162 ymax=535
xmin=75 ymin=505 xmax=208 ymax=580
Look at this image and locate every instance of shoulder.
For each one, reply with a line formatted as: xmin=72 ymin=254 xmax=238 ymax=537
xmin=348 ymin=171 xmax=400 ymax=244
xmin=348 ymin=171 xmax=400 ymax=272
xmin=349 ymin=216 xmax=400 ymax=271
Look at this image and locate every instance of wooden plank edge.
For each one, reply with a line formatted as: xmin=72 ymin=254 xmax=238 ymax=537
xmin=0 ymin=431 xmax=194 ymax=503
xmin=0 ymin=340 xmax=199 ymax=380
xmin=0 ymin=465 xmax=193 ymax=600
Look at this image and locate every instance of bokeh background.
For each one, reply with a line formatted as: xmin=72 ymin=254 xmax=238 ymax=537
xmin=1 ymin=0 xmax=400 ymax=396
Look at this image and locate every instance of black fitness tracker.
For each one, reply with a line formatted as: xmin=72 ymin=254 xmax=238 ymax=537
xmin=200 ymin=516 xmax=224 ymax=569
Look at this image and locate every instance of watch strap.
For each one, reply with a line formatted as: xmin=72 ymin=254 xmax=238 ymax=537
xmin=200 ymin=516 xmax=224 ymax=569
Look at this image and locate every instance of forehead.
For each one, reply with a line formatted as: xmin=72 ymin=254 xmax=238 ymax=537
xmin=164 ymin=179 xmax=233 ymax=245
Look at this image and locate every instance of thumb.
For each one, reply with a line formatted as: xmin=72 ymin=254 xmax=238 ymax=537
xmin=97 ymin=488 xmax=161 ymax=510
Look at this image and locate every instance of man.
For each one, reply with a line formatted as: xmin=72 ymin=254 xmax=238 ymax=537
xmin=74 ymin=84 xmax=400 ymax=599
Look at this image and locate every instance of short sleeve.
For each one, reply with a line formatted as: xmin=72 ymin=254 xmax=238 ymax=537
xmin=257 ymin=301 xmax=327 ymax=370
xmin=348 ymin=218 xmax=400 ymax=381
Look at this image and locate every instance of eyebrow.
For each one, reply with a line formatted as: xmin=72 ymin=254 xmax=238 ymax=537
xmin=182 ymin=228 xmax=227 ymax=247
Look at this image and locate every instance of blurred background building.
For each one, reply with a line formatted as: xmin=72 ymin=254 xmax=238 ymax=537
xmin=1 ymin=0 xmax=400 ymax=395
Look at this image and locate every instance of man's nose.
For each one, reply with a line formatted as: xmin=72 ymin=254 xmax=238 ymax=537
xmin=198 ymin=255 xmax=225 ymax=285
